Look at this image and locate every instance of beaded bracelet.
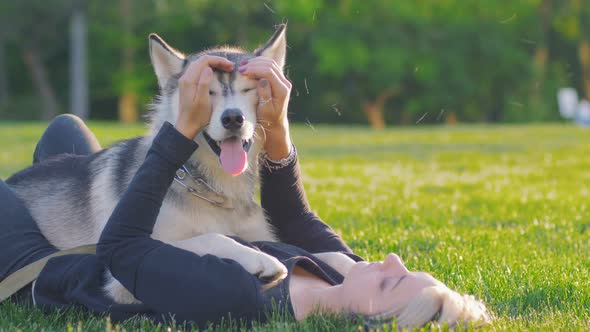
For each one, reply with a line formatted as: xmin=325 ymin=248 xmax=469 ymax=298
xmin=262 ymin=144 xmax=297 ymax=171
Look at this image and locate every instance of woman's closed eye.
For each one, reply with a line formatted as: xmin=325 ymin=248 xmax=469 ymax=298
xmin=241 ymin=87 xmax=256 ymax=93
xmin=380 ymin=275 xmax=406 ymax=292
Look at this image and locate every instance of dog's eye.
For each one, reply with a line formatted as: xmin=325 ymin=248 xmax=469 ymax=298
xmin=209 ymin=90 xmax=217 ymax=96
xmin=241 ymin=88 xmax=255 ymax=93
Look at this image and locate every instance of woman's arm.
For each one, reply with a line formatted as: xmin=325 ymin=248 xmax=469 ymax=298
xmin=260 ymin=153 xmax=353 ymax=253
xmin=0 ymin=180 xmax=58 ymax=282
xmin=97 ymin=56 xmax=269 ymax=323
xmin=240 ymin=57 xmax=353 ymax=254
xmin=96 ymin=122 xmax=264 ymax=322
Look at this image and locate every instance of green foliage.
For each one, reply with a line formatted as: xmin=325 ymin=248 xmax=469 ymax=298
xmin=1 ymin=122 xmax=589 ymax=330
xmin=0 ymin=0 xmax=586 ymax=123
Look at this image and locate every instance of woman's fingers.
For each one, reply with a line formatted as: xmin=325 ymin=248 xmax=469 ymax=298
xmin=180 ymin=57 xmax=230 ymax=101
xmin=243 ymin=57 xmax=291 ymax=87
xmin=181 ymin=55 xmax=233 ymax=87
xmin=240 ymin=65 xmax=289 ymax=100
xmin=240 ymin=56 xmax=292 ymax=123
xmin=176 ymin=57 xmax=226 ymax=139
xmin=241 ymin=57 xmax=282 ymax=75
xmin=257 ymin=79 xmax=275 ymax=126
xmin=197 ymin=55 xmax=235 ymax=72
xmin=179 ymin=55 xmax=232 ymax=110
xmin=241 ymin=56 xmax=292 ymax=159
xmin=195 ymin=67 xmax=213 ymax=108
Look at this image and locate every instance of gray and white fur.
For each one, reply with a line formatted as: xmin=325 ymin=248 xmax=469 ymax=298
xmin=7 ymin=25 xmax=295 ymax=304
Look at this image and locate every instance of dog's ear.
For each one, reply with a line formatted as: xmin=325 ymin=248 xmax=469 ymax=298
xmin=254 ymin=24 xmax=287 ymax=70
xmin=149 ymin=33 xmax=186 ymax=89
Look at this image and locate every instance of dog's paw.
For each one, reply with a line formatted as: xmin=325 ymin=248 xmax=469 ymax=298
xmin=242 ymin=251 xmax=288 ymax=283
xmin=104 ymin=277 xmax=141 ymax=304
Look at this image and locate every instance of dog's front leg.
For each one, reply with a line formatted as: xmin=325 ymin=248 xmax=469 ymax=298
xmin=171 ymin=233 xmax=288 ymax=281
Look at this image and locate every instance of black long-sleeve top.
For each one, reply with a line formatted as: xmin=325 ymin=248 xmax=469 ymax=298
xmin=260 ymin=147 xmax=353 ymax=253
xmin=0 ymin=122 xmax=357 ymax=326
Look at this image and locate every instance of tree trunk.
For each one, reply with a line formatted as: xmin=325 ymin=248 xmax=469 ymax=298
xmin=363 ymin=101 xmax=386 ymax=130
xmin=363 ymin=88 xmax=399 ymax=129
xmin=70 ymin=0 xmax=89 ymax=119
xmin=23 ymin=48 xmax=59 ymax=121
xmin=399 ymin=110 xmax=412 ymax=125
xmin=445 ymin=112 xmax=458 ymax=125
xmin=0 ymin=34 xmax=8 ymax=106
xmin=118 ymin=0 xmax=138 ymax=123
xmin=530 ymin=0 xmax=552 ymax=114
xmin=487 ymin=87 xmax=505 ymax=122
xmin=533 ymin=0 xmax=551 ymax=76
xmin=579 ymin=38 xmax=590 ymax=100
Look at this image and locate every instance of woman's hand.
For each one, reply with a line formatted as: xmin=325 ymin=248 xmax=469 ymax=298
xmin=238 ymin=57 xmax=292 ymax=160
xmin=176 ymin=55 xmax=234 ymax=140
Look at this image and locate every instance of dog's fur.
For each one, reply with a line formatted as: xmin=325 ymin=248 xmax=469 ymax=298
xmin=7 ymin=25 xmax=294 ymax=304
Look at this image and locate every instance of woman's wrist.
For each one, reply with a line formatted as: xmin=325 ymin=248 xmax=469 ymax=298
xmin=174 ymin=120 xmax=202 ymax=141
xmin=264 ymin=126 xmax=292 ymax=160
xmin=153 ymin=122 xmax=200 ymax=168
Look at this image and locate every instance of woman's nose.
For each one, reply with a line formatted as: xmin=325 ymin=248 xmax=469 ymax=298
xmin=382 ymin=253 xmax=410 ymax=275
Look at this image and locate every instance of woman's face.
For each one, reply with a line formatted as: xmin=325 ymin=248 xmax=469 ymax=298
xmin=339 ymin=254 xmax=442 ymax=316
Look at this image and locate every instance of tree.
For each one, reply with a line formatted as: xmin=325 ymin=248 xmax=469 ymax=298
xmin=118 ymin=0 xmax=138 ymax=123
xmin=70 ymin=0 xmax=89 ymax=119
xmin=291 ymin=0 xmax=536 ymax=125
xmin=0 ymin=0 xmax=71 ymax=120
xmin=0 ymin=0 xmax=583 ymax=124
xmin=0 ymin=33 xmax=8 ymax=106
xmin=575 ymin=2 xmax=590 ymax=100
xmin=554 ymin=0 xmax=590 ymax=99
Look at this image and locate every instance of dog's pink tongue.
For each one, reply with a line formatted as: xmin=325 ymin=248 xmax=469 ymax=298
xmin=220 ymin=138 xmax=248 ymax=176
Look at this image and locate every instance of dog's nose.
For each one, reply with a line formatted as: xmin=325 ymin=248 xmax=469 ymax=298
xmin=221 ymin=108 xmax=245 ymax=130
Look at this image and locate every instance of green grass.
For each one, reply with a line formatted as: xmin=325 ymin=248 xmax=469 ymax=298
xmin=1 ymin=122 xmax=589 ymax=331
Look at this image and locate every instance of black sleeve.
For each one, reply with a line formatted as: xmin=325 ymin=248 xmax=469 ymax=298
xmin=260 ymin=148 xmax=353 ymax=254
xmin=0 ymin=180 xmax=59 ymax=282
xmin=96 ymin=122 xmax=264 ymax=324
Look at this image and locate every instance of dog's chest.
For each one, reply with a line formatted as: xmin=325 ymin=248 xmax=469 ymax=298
xmin=151 ymin=198 xmax=275 ymax=243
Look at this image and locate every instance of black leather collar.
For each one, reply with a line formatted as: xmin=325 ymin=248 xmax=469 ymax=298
xmin=203 ymin=131 xmax=221 ymax=156
xmin=202 ymin=131 xmax=253 ymax=155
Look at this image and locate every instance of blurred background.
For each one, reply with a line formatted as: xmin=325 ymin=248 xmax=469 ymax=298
xmin=0 ymin=0 xmax=588 ymax=127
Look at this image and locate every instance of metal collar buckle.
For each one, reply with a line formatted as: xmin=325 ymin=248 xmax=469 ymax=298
xmin=174 ymin=165 xmax=233 ymax=209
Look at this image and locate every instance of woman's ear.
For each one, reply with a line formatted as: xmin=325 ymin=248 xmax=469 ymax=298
xmin=149 ymin=33 xmax=186 ymax=89
xmin=254 ymin=24 xmax=287 ymax=70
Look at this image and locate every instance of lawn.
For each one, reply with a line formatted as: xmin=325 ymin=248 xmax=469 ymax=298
xmin=0 ymin=122 xmax=589 ymax=331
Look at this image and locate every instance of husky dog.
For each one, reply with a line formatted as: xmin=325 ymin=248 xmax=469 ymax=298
xmin=7 ymin=25 xmax=291 ymax=304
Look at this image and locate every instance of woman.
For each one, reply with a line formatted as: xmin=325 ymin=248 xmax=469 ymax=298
xmin=0 ymin=56 xmax=490 ymax=329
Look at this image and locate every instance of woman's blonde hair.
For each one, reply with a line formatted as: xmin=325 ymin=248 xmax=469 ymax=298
xmin=365 ymin=284 xmax=491 ymax=329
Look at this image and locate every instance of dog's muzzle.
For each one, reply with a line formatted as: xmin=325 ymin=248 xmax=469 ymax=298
xmin=203 ymin=131 xmax=253 ymax=176
xmin=203 ymin=131 xmax=253 ymax=156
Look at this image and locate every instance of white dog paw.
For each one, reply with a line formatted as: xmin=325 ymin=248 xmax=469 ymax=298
xmin=104 ymin=278 xmax=141 ymax=304
xmin=243 ymin=251 xmax=288 ymax=282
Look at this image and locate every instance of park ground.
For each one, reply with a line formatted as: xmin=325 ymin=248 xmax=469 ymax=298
xmin=0 ymin=122 xmax=589 ymax=331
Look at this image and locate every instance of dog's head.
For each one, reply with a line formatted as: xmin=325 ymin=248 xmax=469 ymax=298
xmin=148 ymin=25 xmax=286 ymax=177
